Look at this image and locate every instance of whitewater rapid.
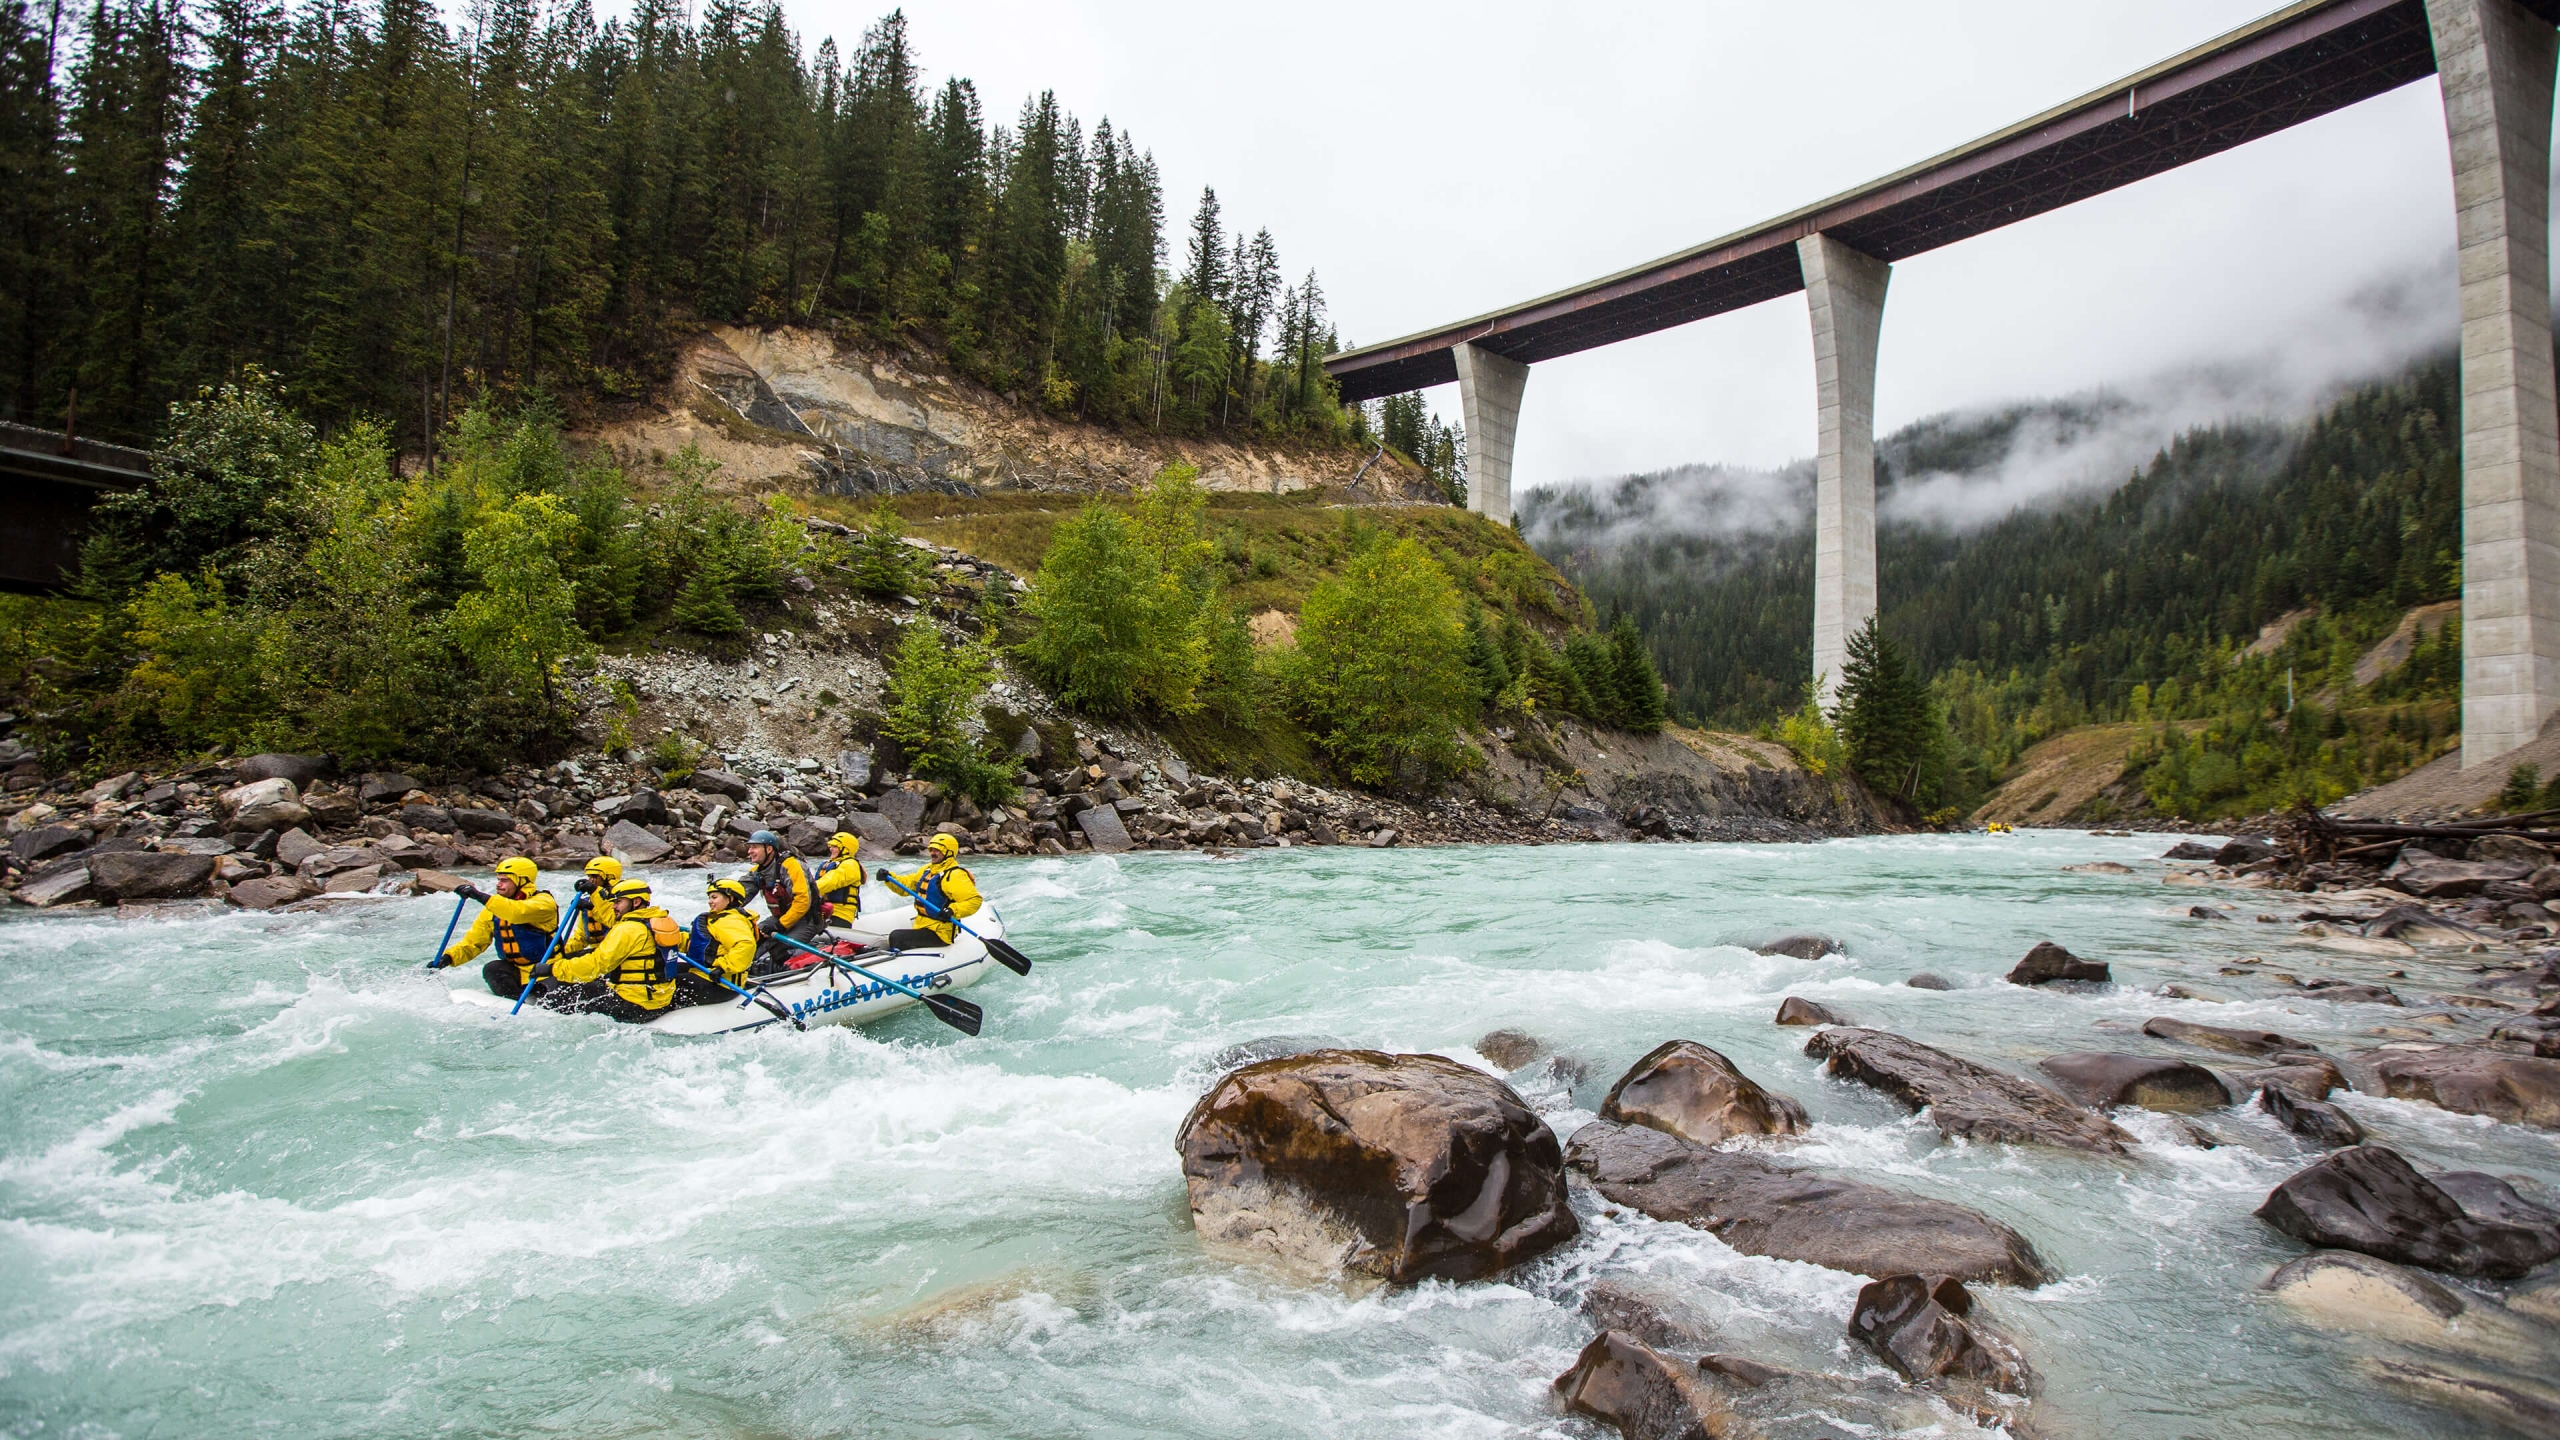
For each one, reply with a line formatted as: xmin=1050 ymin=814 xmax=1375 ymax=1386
xmin=2 ymin=834 xmax=2552 ymax=1436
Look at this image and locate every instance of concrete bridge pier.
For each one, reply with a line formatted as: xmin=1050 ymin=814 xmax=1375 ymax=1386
xmin=1798 ymin=233 xmax=1891 ymax=709
xmin=2431 ymin=0 xmax=2560 ymax=768
xmin=1452 ymin=341 xmax=1528 ymax=526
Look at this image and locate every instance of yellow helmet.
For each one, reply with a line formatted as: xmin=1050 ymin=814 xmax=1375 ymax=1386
xmin=828 ymin=831 xmax=862 ymax=859
xmin=707 ymin=877 xmax=751 ymax=905
xmin=608 ymin=878 xmax=652 ymax=903
xmin=493 ymin=856 xmax=538 ymax=889
xmin=584 ymin=855 xmax=624 ymax=883
xmin=926 ymin=832 xmax=960 ymax=860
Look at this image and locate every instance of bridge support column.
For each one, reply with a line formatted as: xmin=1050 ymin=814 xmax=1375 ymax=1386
xmin=1452 ymin=341 xmax=1527 ymax=526
xmin=2431 ymin=0 xmax=2560 ymax=767
xmin=1797 ymin=233 xmax=1890 ymax=709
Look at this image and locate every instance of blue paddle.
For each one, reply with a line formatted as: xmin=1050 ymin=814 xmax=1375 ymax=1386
xmin=424 ymin=892 xmax=470 ymax=970
xmin=509 ymin=900 xmax=583 ymax=1016
xmin=668 ymin=953 xmax=804 ymax=1030
xmin=768 ymin=932 xmax=982 ymax=1035
xmin=875 ymin=871 xmax=1031 ymax=975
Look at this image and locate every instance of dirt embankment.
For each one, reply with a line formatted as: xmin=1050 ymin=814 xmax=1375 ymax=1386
xmin=586 ymin=326 xmax=1442 ymax=505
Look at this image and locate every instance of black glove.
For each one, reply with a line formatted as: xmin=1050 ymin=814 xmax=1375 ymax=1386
xmin=428 ymin=954 xmax=453 ymax=970
xmin=456 ymin=883 xmax=487 ymax=902
xmin=757 ymin=916 xmax=778 ymax=937
xmin=574 ymin=877 xmax=597 ymax=895
xmin=874 ymin=867 xmax=892 ymax=882
xmin=528 ymin=960 xmax=554 ymax=983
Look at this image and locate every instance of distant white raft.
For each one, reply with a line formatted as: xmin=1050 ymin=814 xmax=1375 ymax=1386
xmin=449 ymin=904 xmax=1012 ymax=1037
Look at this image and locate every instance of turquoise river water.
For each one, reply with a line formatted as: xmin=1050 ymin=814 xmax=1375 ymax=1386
xmin=2 ymin=832 xmax=2555 ymax=1437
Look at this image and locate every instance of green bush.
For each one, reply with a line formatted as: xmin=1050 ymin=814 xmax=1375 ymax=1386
xmin=1017 ymin=463 xmax=1245 ymax=717
xmin=884 ymin=621 xmax=1019 ymax=803
xmin=1287 ymin=537 xmax=1474 ymax=786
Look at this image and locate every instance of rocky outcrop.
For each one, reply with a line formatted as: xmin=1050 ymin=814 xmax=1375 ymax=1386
xmin=1551 ymin=1331 xmax=1744 ymax=1440
xmin=1847 ymin=1274 xmax=2033 ymax=1394
xmin=2254 ymin=1145 xmax=2560 ymax=1278
xmin=2259 ymin=1085 xmax=2366 ymax=1147
xmin=1802 ymin=1027 xmax=2133 ymax=1155
xmin=2372 ymin=1050 xmax=2560 ymax=1129
xmin=2034 ymin=1053 xmax=2231 ymax=1113
xmin=1599 ymin=1041 xmax=1805 ymax=1147
xmin=1773 ymin=997 xmax=1842 ymax=1027
xmin=2005 ymin=941 xmax=2109 ymax=986
xmin=1175 ymin=1050 xmax=1578 ymax=1283
xmin=1565 ymin=1120 xmax=2053 ymax=1285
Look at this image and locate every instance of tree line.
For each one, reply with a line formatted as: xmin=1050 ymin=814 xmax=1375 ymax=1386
xmin=0 ymin=0 xmax=1357 ymax=452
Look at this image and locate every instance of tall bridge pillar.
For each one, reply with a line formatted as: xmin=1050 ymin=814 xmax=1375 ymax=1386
xmin=1452 ymin=341 xmax=1527 ymax=526
xmin=2431 ymin=0 xmax=2560 ymax=768
xmin=1798 ymin=233 xmax=1890 ymax=709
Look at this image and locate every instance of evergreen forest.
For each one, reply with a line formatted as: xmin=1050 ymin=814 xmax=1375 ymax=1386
xmin=1526 ymin=358 xmax=2471 ymax=820
xmin=0 ymin=0 xmax=1354 ymax=453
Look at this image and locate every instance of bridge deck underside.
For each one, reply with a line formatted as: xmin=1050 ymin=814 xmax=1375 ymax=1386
xmin=1330 ymin=0 xmax=2438 ymax=402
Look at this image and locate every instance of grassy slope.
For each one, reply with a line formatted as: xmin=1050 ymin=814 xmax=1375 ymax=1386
xmin=807 ymin=491 xmax=1590 ymax=631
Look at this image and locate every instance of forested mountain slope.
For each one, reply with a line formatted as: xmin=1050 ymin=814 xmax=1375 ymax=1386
xmin=1524 ymin=359 xmax=2467 ymax=819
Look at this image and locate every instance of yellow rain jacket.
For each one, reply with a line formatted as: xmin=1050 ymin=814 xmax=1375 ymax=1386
xmin=441 ymin=889 xmax=561 ymax=986
xmin=559 ymin=887 xmax=618 ymax=957
xmin=688 ymin=906 xmax=759 ymax=983
xmin=552 ymin=905 xmax=682 ymax=1010
xmin=815 ymin=856 xmax=863 ymax=917
xmin=888 ymin=858 xmax=980 ymax=944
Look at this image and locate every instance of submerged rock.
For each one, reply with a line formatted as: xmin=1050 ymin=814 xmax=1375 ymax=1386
xmin=1751 ymin=932 xmax=1841 ymax=960
xmin=2141 ymin=1016 xmax=2314 ymax=1057
xmin=2259 ymin=1085 xmax=2366 ymax=1148
xmin=1552 ymin=1331 xmax=1743 ymax=1440
xmin=2034 ymin=1053 xmax=2231 ymax=1112
xmin=2372 ymin=1050 xmax=2560 ymax=1129
xmin=2006 ymin=941 xmax=2110 ymax=986
xmin=1475 ymin=1028 xmax=1548 ymax=1070
xmin=2264 ymin=1249 xmax=2465 ymax=1337
xmin=2254 ymin=1144 xmax=2560 ymax=1278
xmin=1580 ymin=1280 xmax=1715 ymax=1353
xmin=1565 ymin=1119 xmax=2053 ymax=1285
xmin=1175 ymin=1049 xmax=1577 ymax=1283
xmin=1847 ymin=1274 xmax=2034 ymax=1394
xmin=1600 ymin=1040 xmax=1806 ymax=1146
xmin=2297 ymin=978 xmax=2403 ymax=1006
xmin=1905 ymin=973 xmax=1953 ymax=991
xmin=2161 ymin=841 xmax=2222 ymax=860
xmin=1802 ymin=1027 xmax=2133 ymax=1155
xmin=1773 ymin=996 xmax=1842 ymax=1027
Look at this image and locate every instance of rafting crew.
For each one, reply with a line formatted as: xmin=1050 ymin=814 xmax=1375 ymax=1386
xmin=428 ymin=857 xmax=560 ymax=998
xmin=674 ymin=878 xmax=760 ymax=1006
xmin=881 ymin=832 xmax=981 ymax=950
xmin=524 ymin=877 xmax=681 ymax=1022
xmin=743 ymin=828 xmax=823 ymax=967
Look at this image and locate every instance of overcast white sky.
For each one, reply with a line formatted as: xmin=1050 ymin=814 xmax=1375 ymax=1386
xmin=766 ymin=0 xmax=2475 ymax=486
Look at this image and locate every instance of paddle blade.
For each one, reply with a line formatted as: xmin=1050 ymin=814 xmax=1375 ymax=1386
xmin=923 ymin=994 xmax=984 ymax=1036
xmin=985 ymin=938 xmax=1032 ymax=975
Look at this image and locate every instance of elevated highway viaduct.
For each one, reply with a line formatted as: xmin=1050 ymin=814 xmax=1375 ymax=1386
xmin=1326 ymin=0 xmax=2560 ymax=768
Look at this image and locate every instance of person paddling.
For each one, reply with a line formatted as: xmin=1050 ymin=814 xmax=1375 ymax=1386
xmin=673 ymin=878 xmax=759 ymax=1007
xmin=815 ymin=832 xmax=863 ymax=930
xmin=526 ymin=878 xmax=681 ymax=1022
xmin=428 ymin=857 xmax=560 ymax=999
xmin=744 ymin=829 xmax=821 ymax=966
xmin=560 ymin=856 xmax=622 ymax=957
xmin=879 ymin=832 xmax=980 ymax=951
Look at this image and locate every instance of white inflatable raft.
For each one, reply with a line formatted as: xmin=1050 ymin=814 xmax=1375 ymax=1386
xmin=449 ymin=902 xmax=1013 ymax=1037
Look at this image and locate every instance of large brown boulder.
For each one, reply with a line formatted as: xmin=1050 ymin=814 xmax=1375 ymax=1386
xmin=2254 ymin=1144 xmax=2560 ymax=1278
xmin=1565 ymin=1119 xmax=2052 ymax=1285
xmin=1175 ymin=1049 xmax=1578 ymax=1283
xmin=1848 ymin=1274 xmax=2034 ymax=1395
xmin=2259 ymin=1086 xmax=2365 ymax=1148
xmin=1551 ymin=1331 xmax=1743 ymax=1440
xmin=2034 ymin=1053 xmax=2231 ymax=1113
xmin=88 ymin=850 xmax=216 ymax=901
xmin=1802 ymin=1027 xmax=2133 ymax=1155
xmin=1773 ymin=996 xmax=1842 ymax=1027
xmin=1600 ymin=1040 xmax=1806 ymax=1146
xmin=2372 ymin=1050 xmax=2560 ymax=1129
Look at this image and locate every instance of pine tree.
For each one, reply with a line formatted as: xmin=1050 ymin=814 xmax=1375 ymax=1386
xmin=1181 ymin=186 xmax=1223 ymax=307
xmin=672 ymin=562 xmax=747 ymax=637
xmin=1610 ymin=613 xmax=1667 ymax=733
xmin=1835 ymin=616 xmax=1930 ymax=799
